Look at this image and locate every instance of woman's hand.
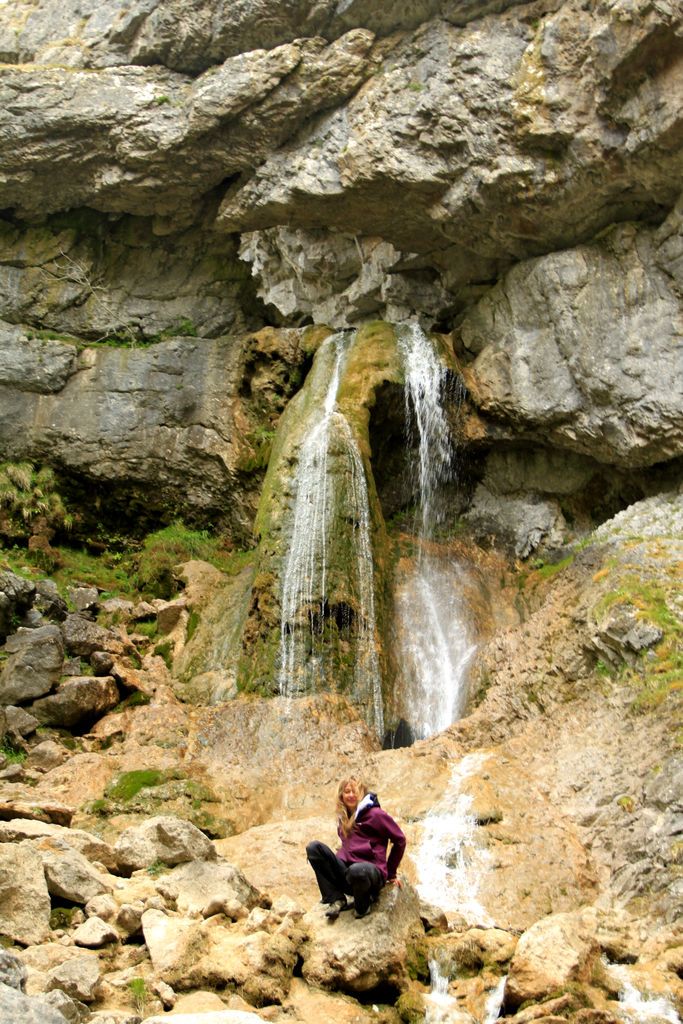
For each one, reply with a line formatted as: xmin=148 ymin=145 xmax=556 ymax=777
xmin=387 ymin=877 xmax=402 ymax=889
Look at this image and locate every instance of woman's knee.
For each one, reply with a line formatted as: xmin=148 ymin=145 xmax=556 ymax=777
xmin=306 ymin=840 xmax=326 ymax=860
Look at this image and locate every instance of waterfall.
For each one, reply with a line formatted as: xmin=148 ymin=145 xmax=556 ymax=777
xmin=483 ymin=976 xmax=507 ymax=1024
xmin=395 ymin=322 xmax=476 ymax=739
xmin=608 ymin=964 xmax=681 ymax=1024
xmin=277 ymin=331 xmax=383 ymax=736
xmin=416 ymin=752 xmax=493 ymax=924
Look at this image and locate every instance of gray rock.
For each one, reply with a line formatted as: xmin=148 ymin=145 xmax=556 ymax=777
xmin=37 ymin=835 xmax=114 ymax=903
xmin=155 ymin=858 xmax=262 ymax=918
xmin=26 ymin=738 xmax=68 ymax=771
xmin=68 ymin=586 xmax=100 ymax=614
xmin=115 ymin=901 xmax=145 ymax=938
xmin=645 ymin=757 xmax=683 ymax=814
xmin=34 ymin=580 xmax=68 ymax=622
xmin=0 ymin=948 xmax=27 ymax=991
xmin=73 ymin=915 xmax=119 ymax=948
xmin=43 ymin=987 xmax=87 ymax=1024
xmin=60 ymin=614 xmax=126 ymax=657
xmin=3 ymin=704 xmax=40 ymax=738
xmin=114 ymin=815 xmax=217 ymax=874
xmin=0 ymin=841 xmax=51 ymax=946
xmin=46 ymin=955 xmax=102 ymax=1003
xmin=0 ymin=624 xmax=64 ymax=704
xmin=0 ymin=570 xmax=36 ymax=610
xmin=464 ymin=223 xmax=683 ymax=468
xmin=30 ymin=675 xmax=119 ymax=728
xmin=90 ymin=651 xmax=115 ymax=676
xmin=0 ymin=982 xmax=65 ymax=1024
xmin=84 ymin=893 xmax=118 ymax=922
xmin=464 ymin=485 xmax=565 ymax=558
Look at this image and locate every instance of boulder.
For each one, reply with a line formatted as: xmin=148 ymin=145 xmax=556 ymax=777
xmin=34 ymin=580 xmax=68 ymax=622
xmin=73 ymin=916 xmax=119 ymax=948
xmin=26 ymin=739 xmax=68 ymax=770
xmin=504 ymin=910 xmax=600 ymax=1011
xmin=302 ymin=881 xmax=424 ymax=995
xmin=30 ymin=675 xmax=119 ymax=728
xmin=0 ymin=949 xmax=27 ymax=991
xmin=0 ymin=983 xmax=65 ymax=1024
xmin=0 ymin=624 xmax=64 ymax=704
xmin=0 ymin=841 xmax=51 ymax=945
xmin=155 ymin=858 xmax=263 ymax=918
xmin=3 ymin=705 xmax=40 ymax=741
xmin=67 ymin=586 xmax=100 ymax=614
xmin=0 ymin=818 xmax=116 ymax=871
xmin=46 ymin=955 xmax=102 ymax=1003
xmin=114 ymin=815 xmax=217 ymax=874
xmin=34 ymin=835 xmax=113 ymax=903
xmin=141 ymin=907 xmax=299 ymax=1000
xmin=60 ymin=614 xmax=128 ymax=657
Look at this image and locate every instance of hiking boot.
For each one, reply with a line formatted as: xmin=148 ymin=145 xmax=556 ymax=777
xmin=324 ymin=898 xmax=347 ymax=920
xmin=354 ymin=903 xmax=370 ymax=919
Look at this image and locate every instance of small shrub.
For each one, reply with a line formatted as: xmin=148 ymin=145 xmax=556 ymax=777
xmin=128 ymin=977 xmax=148 ymax=1014
xmin=146 ymin=858 xmax=167 ymax=878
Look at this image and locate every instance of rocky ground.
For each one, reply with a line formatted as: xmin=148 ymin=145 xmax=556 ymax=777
xmin=0 ymin=493 xmax=680 ymax=1024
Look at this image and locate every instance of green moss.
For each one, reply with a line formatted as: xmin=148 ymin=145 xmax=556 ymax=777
xmin=112 ymin=691 xmax=151 ymax=713
xmin=106 ymin=769 xmax=169 ymax=803
xmin=0 ymin=740 xmax=26 ymax=764
xmin=396 ymin=990 xmax=426 ymax=1022
xmin=153 ymin=639 xmax=174 ymax=671
xmin=405 ymin=938 xmax=430 ymax=983
xmin=50 ymin=907 xmax=73 ymax=930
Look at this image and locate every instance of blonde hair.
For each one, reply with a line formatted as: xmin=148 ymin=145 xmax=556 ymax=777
xmin=336 ymin=775 xmax=368 ymax=838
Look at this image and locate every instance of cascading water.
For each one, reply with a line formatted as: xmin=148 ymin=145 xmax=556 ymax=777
xmin=416 ymin=751 xmax=493 ymax=924
xmin=608 ymin=964 xmax=682 ymax=1024
xmin=395 ymin=322 xmax=476 ymax=739
xmin=277 ymin=331 xmax=383 ymax=735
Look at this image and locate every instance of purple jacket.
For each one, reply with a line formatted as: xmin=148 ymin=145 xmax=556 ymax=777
xmin=337 ymin=793 xmax=406 ymax=882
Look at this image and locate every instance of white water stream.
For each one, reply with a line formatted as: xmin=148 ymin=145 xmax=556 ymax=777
xmin=416 ymin=751 xmax=493 ymax=923
xmin=609 ymin=964 xmax=682 ymax=1024
xmin=396 ymin=322 xmax=476 ymax=739
xmin=277 ymin=331 xmax=383 ymax=735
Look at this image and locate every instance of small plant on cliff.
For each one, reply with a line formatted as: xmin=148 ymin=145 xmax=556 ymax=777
xmin=128 ymin=977 xmax=148 ymax=1014
xmin=0 ymin=461 xmax=73 ymax=537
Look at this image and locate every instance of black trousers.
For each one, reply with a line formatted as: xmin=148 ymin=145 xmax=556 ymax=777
xmin=306 ymin=840 xmax=384 ymax=914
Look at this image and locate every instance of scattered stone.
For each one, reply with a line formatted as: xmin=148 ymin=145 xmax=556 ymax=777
xmin=60 ymin=614 xmax=127 ymax=657
xmin=26 ymin=739 xmax=68 ymax=771
xmin=155 ymin=598 xmax=188 ymax=634
xmin=4 ymin=705 xmax=40 ymax=740
xmin=0 ymin=624 xmax=64 ymax=704
xmin=85 ymin=893 xmax=118 ymax=921
xmin=0 ymin=982 xmax=66 ymax=1024
xmin=43 ymin=987 xmax=88 ymax=1024
xmin=0 ymin=948 xmax=27 ymax=991
xmin=36 ymin=835 xmax=114 ymax=903
xmin=0 ymin=818 xmax=116 ymax=870
xmin=151 ymin=978 xmax=177 ymax=1009
xmin=113 ymin=815 xmax=217 ymax=874
xmin=46 ymin=954 xmax=102 ymax=1003
xmin=155 ymin=858 xmax=263 ymax=918
xmin=68 ymin=587 xmax=100 ymax=614
xmin=0 ymin=797 xmax=73 ymax=826
xmin=73 ymin=916 xmax=119 ymax=948
xmin=91 ymin=651 xmax=115 ymax=675
xmin=30 ymin=675 xmax=119 ymax=728
xmin=419 ymin=899 xmax=449 ymax=932
xmin=34 ymin=580 xmax=68 ymax=622
xmin=116 ymin=901 xmax=145 ymax=938
xmin=0 ymin=841 xmax=51 ymax=945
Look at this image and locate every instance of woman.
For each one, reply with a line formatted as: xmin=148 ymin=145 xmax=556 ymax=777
xmin=306 ymin=775 xmax=406 ymax=919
